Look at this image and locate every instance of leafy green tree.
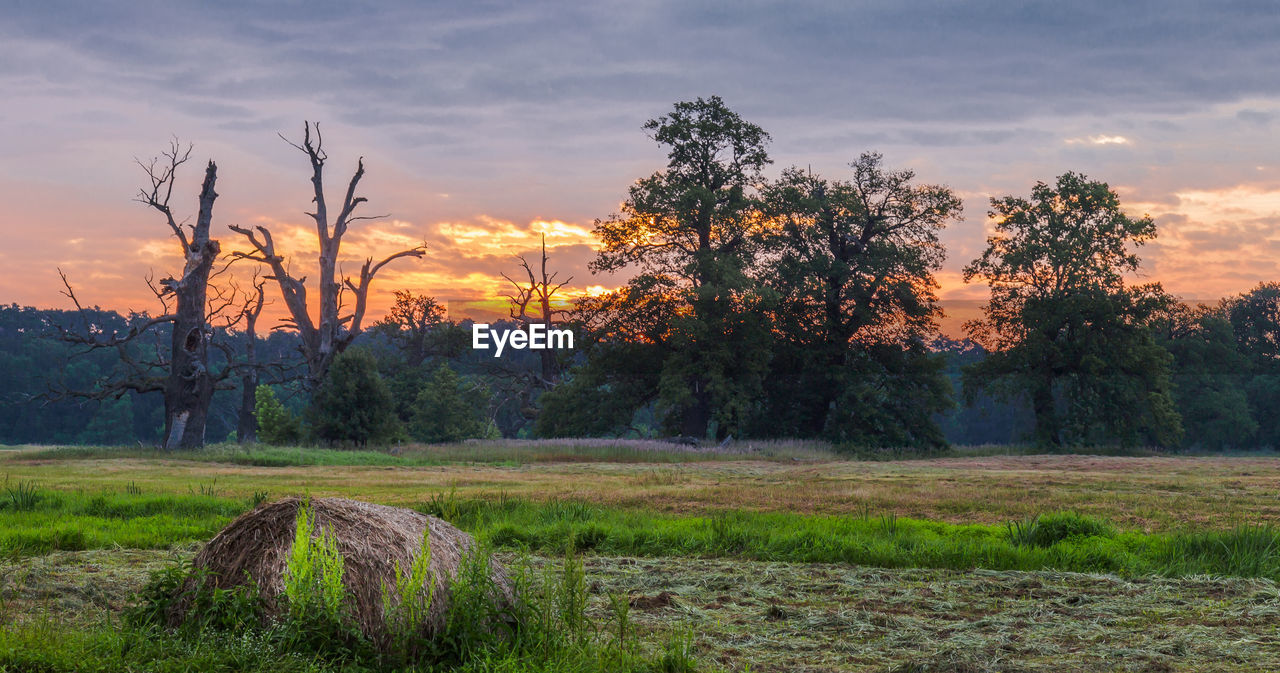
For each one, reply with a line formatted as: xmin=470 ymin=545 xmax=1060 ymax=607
xmin=308 ymin=347 xmax=401 ymax=447
xmin=753 ymin=155 xmax=963 ymax=446
xmin=588 ymin=96 xmax=774 ymax=439
xmin=1224 ymin=283 xmax=1280 ymax=446
xmin=1226 ymin=282 xmax=1280 ymax=365
xmin=410 ymin=365 xmax=489 ymax=443
xmin=963 ymin=172 xmax=1181 ymax=447
xmin=1154 ymin=304 xmax=1256 ymax=449
xmin=255 ymin=386 xmax=302 ymax=445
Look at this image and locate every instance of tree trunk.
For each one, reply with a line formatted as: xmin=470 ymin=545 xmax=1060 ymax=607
xmin=1031 ymin=379 xmax=1060 ymax=448
xmin=236 ymin=327 xmax=258 ymax=444
xmin=679 ymin=378 xmax=712 ymax=440
xmin=162 ymin=161 xmax=220 ymax=450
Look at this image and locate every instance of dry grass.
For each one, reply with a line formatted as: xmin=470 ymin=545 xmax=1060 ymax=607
xmin=5 ymin=453 xmax=1280 ymax=532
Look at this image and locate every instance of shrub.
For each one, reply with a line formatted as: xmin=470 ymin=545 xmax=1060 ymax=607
xmin=255 ymin=387 xmax=302 ymax=446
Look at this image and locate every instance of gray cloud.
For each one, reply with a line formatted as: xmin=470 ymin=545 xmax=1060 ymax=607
xmin=3 ymin=0 xmax=1280 ymax=309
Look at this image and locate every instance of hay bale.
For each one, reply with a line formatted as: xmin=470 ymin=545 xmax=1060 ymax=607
xmin=169 ymin=496 xmax=512 ymax=640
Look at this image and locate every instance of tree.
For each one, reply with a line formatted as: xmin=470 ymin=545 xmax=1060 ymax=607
xmin=235 ymin=275 xmax=267 ymax=443
xmin=1224 ymin=283 xmax=1280 ymax=446
xmin=372 ymin=291 xmax=460 ymax=370
xmin=1153 ymin=303 xmax=1256 ymax=449
xmin=231 ymin=122 xmax=427 ymax=388
xmin=588 ymin=96 xmax=773 ymax=439
xmin=754 ymin=155 xmax=963 ymax=445
xmin=55 ymin=142 xmax=225 ymax=450
xmin=963 ymin=172 xmax=1181 ymax=447
xmin=1226 ymin=282 xmax=1280 ymax=367
xmin=409 ymin=365 xmax=490 ymax=443
xmin=308 ymin=347 xmax=400 ymax=446
xmin=370 ymin=290 xmax=470 ymax=427
xmin=503 ymin=233 xmax=573 ymax=387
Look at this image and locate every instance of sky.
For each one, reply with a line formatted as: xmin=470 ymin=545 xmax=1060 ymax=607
xmin=2 ymin=1 xmax=1279 ymax=335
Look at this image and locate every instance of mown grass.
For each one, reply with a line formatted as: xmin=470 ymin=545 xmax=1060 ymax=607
xmin=3 ymin=483 xmax=1280 ymax=585
xmin=8 ymin=551 xmax=1280 ymax=672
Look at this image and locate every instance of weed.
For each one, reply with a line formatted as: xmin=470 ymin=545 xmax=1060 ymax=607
xmin=606 ymin=591 xmax=633 ymax=647
xmin=1168 ymin=523 xmax=1280 ymax=578
xmin=380 ymin=527 xmax=435 ymax=655
xmin=282 ymin=499 xmax=348 ymax=625
xmin=127 ymin=563 xmax=261 ymax=634
xmin=656 ymin=630 xmax=698 ymax=673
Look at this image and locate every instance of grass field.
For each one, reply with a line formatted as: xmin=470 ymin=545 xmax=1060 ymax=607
xmin=2 ymin=441 xmax=1279 ymax=671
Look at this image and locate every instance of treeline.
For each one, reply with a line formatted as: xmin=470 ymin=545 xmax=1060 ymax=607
xmin=0 ymin=303 xmax=998 ymax=446
xmin=10 ymin=97 xmax=1280 ymax=451
xmin=7 ymin=286 xmax=1280 ymax=451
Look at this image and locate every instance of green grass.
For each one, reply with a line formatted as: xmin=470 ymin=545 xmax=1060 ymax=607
xmin=5 ymin=483 xmax=1277 ymax=585
xmin=0 ymin=485 xmax=243 ymax=557
xmin=449 ymin=497 xmax=1280 ymax=581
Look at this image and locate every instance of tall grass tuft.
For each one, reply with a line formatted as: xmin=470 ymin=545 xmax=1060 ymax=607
xmin=3 ymin=479 xmax=40 ymax=511
xmin=1167 ymin=523 xmax=1280 ymax=578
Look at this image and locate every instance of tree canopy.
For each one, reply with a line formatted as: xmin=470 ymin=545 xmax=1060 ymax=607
xmin=963 ymin=173 xmax=1181 ymax=447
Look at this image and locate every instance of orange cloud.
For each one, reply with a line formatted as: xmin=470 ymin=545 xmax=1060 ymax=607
xmin=1125 ymin=183 xmax=1280 ymax=299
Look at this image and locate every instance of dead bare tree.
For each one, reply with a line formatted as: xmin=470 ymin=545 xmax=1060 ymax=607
xmin=234 ymin=273 xmax=266 ymax=443
xmin=502 ymin=233 xmax=573 ymax=386
xmin=56 ymin=142 xmax=222 ymax=450
xmin=230 ymin=122 xmax=426 ymax=388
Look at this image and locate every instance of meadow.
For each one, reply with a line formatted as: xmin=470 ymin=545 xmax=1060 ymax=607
xmin=2 ymin=441 xmax=1279 ymax=671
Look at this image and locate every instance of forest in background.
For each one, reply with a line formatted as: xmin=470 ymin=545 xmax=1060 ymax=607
xmin=4 ymin=289 xmax=1280 ymax=451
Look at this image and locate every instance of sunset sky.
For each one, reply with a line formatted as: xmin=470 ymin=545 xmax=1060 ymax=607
xmin=2 ymin=2 xmax=1278 ymax=336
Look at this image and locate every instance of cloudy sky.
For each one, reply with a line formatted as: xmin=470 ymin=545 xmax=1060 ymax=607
xmin=3 ymin=1 xmax=1278 ymax=332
